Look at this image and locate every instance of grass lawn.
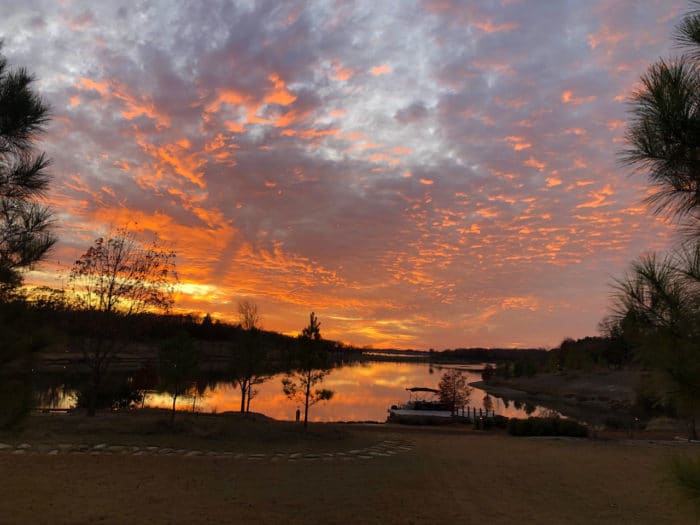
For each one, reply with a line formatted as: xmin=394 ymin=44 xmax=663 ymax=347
xmin=0 ymin=410 xmax=695 ymax=524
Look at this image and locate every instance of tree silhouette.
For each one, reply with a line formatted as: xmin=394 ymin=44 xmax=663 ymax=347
xmin=613 ymin=246 xmax=700 ymax=439
xmin=158 ymin=333 xmax=200 ymax=423
xmin=282 ymin=312 xmax=333 ymax=427
xmin=238 ymin=300 xmax=260 ymax=331
xmin=622 ymin=3 xmax=700 ymax=235
xmin=0 ymin=43 xmax=56 ymax=296
xmin=231 ymin=300 xmax=268 ymax=413
xmin=68 ymin=227 xmax=178 ymax=416
xmin=69 ymin=227 xmax=177 ymax=315
xmin=614 ymin=2 xmax=700 ymax=440
xmin=438 ymin=368 xmax=472 ymax=415
xmin=616 ymin=5 xmax=700 ymax=510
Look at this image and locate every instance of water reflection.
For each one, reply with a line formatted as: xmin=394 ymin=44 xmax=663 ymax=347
xmin=141 ymin=362 xmax=555 ymax=421
xmin=34 ymin=385 xmax=77 ymax=410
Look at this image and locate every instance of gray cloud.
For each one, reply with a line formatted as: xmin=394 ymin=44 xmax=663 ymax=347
xmin=0 ymin=0 xmax=689 ymax=348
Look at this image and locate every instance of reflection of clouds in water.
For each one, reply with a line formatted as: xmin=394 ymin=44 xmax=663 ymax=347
xmin=140 ymin=362 xmax=555 ymax=421
xmin=324 ymin=378 xmax=361 ymax=388
xmin=372 ymin=377 xmax=411 ymax=388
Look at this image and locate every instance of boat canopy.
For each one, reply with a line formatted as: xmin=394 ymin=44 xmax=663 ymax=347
xmin=406 ymin=387 xmax=439 ymax=393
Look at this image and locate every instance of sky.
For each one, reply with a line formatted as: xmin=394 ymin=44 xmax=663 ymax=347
xmin=0 ymin=0 xmax=688 ymax=349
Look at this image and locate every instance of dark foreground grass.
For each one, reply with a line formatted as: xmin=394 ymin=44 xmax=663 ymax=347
xmin=0 ymin=409 xmax=371 ymax=453
xmin=0 ymin=411 xmax=696 ymax=524
xmin=670 ymin=454 xmax=700 ymax=513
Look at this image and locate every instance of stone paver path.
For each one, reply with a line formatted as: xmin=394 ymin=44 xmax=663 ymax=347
xmin=0 ymin=439 xmax=414 ymax=462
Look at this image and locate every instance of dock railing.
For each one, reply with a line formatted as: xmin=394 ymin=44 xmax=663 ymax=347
xmin=458 ymin=406 xmax=496 ymax=418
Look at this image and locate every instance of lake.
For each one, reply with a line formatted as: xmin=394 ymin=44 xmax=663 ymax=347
xmin=138 ymin=361 xmax=554 ymax=421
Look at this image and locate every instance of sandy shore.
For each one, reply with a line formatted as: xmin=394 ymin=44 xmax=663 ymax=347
xmin=472 ymin=370 xmax=640 ymax=408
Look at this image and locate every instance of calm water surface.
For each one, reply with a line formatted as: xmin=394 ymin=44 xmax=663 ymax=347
xmin=141 ymin=361 xmax=553 ymax=421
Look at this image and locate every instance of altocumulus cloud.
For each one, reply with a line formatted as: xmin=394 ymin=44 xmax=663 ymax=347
xmin=0 ymin=0 xmax=686 ymax=348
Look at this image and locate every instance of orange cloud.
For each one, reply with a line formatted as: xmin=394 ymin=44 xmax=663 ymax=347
xmin=606 ymin=120 xmax=625 ymax=131
xmin=561 ymin=90 xmax=596 ymax=105
xmin=473 ymin=18 xmax=517 ymax=33
xmin=282 ymin=128 xmax=339 ymax=140
xmin=476 ymin=207 xmax=498 ymax=219
xmin=113 ymin=160 xmax=130 ymax=171
xmin=272 ymin=106 xmax=314 ymax=128
xmin=588 ymin=24 xmax=626 ymax=52
xmin=524 ymin=157 xmax=546 ymax=171
xmin=264 ymin=73 xmax=297 ymax=106
xmin=76 ymin=77 xmax=171 ymax=128
xmin=368 ymin=153 xmax=400 ymax=166
xmin=224 ymin=121 xmax=245 ymax=133
xmin=77 ymin=77 xmax=109 ymax=95
xmin=369 ymin=64 xmax=391 ymax=76
xmin=138 ymin=138 xmax=206 ymax=189
xmin=504 ymin=136 xmax=532 ymax=151
xmin=205 ymin=88 xmax=248 ymax=112
xmin=576 ymin=184 xmax=615 ymax=209
xmin=331 ymin=60 xmax=354 ymax=81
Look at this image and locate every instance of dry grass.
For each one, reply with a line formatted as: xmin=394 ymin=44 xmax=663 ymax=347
xmin=0 ymin=411 xmax=696 ymax=524
xmin=1 ymin=409 xmax=371 ymax=453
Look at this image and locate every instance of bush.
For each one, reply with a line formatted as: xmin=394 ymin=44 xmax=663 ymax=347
xmin=0 ymin=376 xmax=33 ymax=429
xmin=473 ymin=414 xmax=509 ymax=430
xmin=76 ymin=377 xmax=144 ymax=411
xmin=603 ymin=414 xmax=640 ymax=431
xmin=670 ymin=455 xmax=700 ymax=515
xmin=481 ymin=364 xmax=495 ymax=382
xmin=484 ymin=415 xmax=509 ymax=429
xmin=507 ymin=416 xmax=588 ymax=437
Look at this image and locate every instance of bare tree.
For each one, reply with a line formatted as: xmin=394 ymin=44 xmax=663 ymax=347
xmin=69 ymin=227 xmax=177 ymax=416
xmin=231 ymin=299 xmax=267 ymax=413
xmin=238 ymin=299 xmax=260 ymax=331
xmin=70 ymin=227 xmax=177 ymax=315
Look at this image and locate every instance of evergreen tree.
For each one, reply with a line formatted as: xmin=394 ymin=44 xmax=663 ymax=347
xmin=622 ymin=3 xmax=700 ymax=236
xmin=282 ymin=312 xmax=333 ymax=427
xmin=0 ymin=43 xmax=56 ymax=296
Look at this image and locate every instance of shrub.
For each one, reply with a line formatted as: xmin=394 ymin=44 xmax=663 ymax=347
xmin=484 ymin=415 xmax=509 ymax=429
xmin=481 ymin=364 xmax=495 ymax=382
xmin=76 ymin=377 xmax=144 ymax=411
xmin=670 ymin=455 xmax=700 ymax=515
xmin=603 ymin=414 xmax=638 ymax=431
xmin=0 ymin=376 xmax=33 ymax=429
xmin=507 ymin=416 xmax=588 ymax=437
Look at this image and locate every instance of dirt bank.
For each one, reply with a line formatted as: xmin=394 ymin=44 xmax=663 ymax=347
xmin=471 ymin=370 xmax=642 ymax=421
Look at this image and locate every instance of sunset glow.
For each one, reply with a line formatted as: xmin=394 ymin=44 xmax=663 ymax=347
xmin=2 ymin=1 xmax=685 ymax=349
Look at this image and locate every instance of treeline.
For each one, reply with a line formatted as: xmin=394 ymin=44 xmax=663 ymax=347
xmin=487 ymin=335 xmax=633 ymax=380
xmin=546 ymin=335 xmax=633 ymax=371
xmin=431 ymin=347 xmax=548 ymax=364
xmin=6 ymin=294 xmax=362 ymax=369
xmin=0 ymin=295 xmax=361 ymax=424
